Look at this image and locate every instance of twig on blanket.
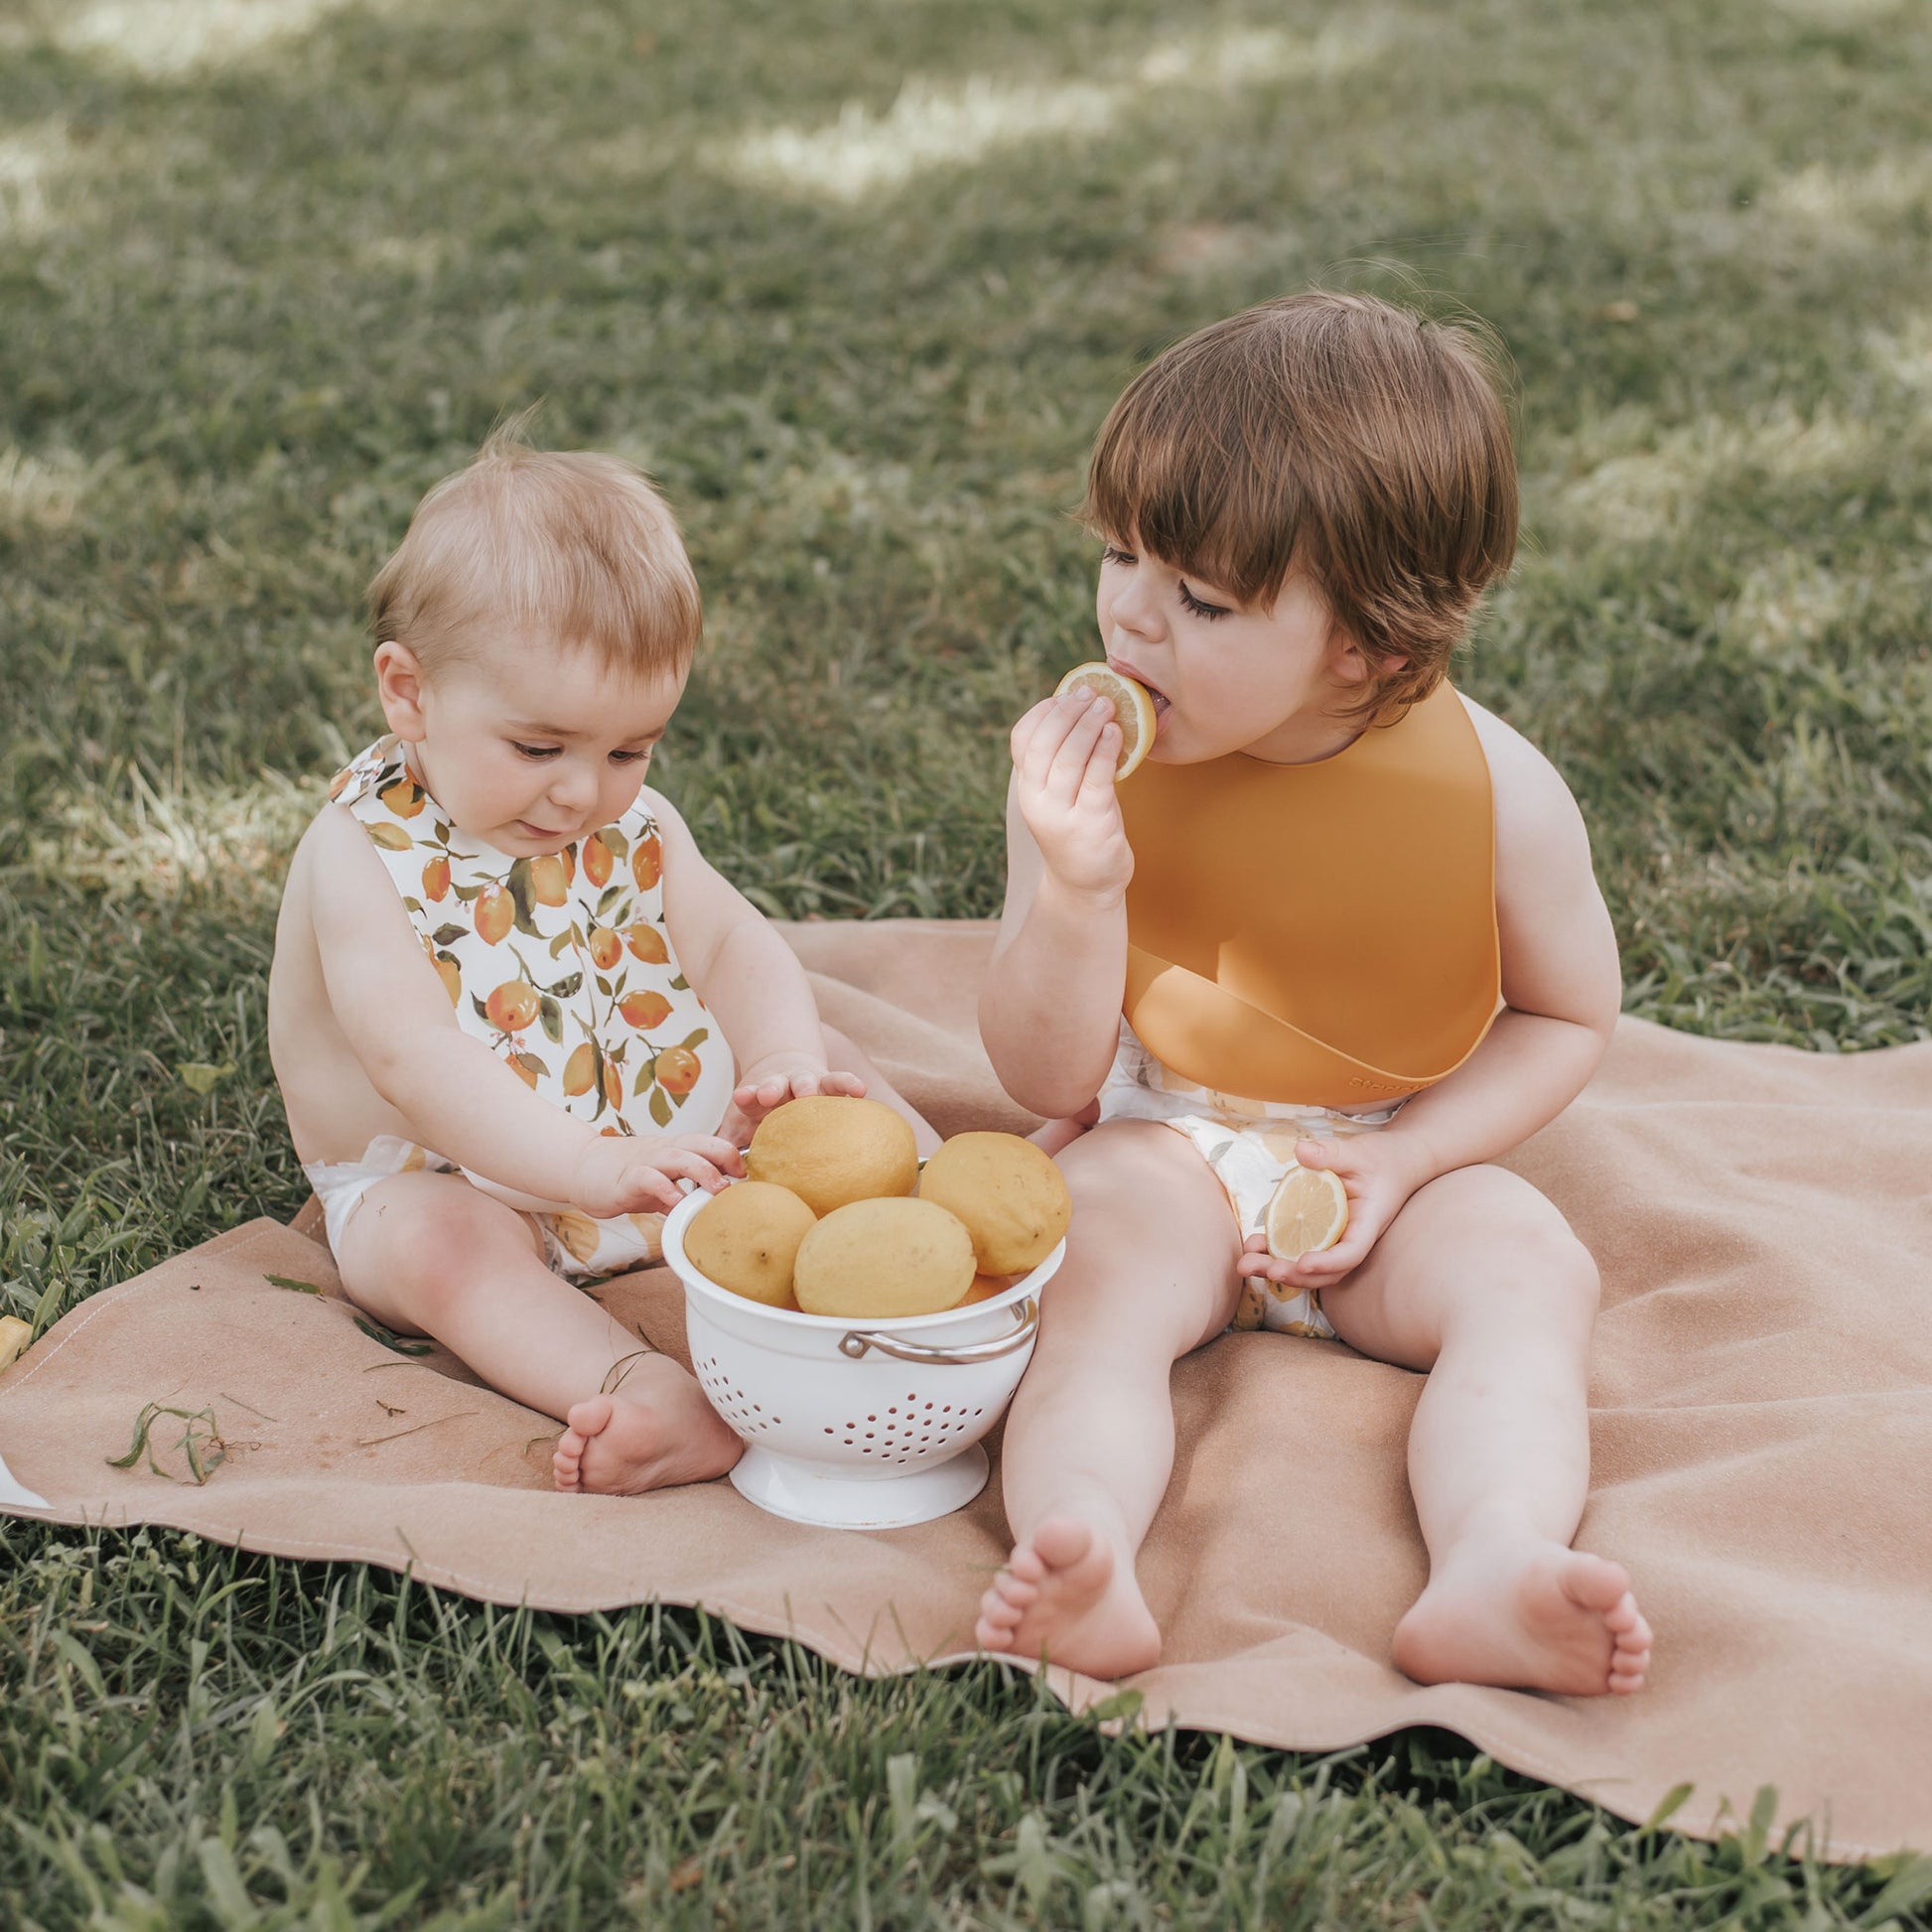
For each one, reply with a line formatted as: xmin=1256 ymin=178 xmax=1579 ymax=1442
xmin=106 ymin=1402 xmax=227 ymax=1485
xmin=219 ymin=1392 xmax=279 ymax=1422
xmin=352 ymin=1314 xmax=435 ymax=1357
xmin=355 ymin=1410 xmax=477 ymax=1449
xmin=600 ymin=1347 xmax=655 ymax=1396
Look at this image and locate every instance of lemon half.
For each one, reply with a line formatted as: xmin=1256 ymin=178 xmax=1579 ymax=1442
xmin=1054 ymin=662 xmax=1159 ymax=780
xmin=1264 ymin=1167 xmax=1349 ymax=1262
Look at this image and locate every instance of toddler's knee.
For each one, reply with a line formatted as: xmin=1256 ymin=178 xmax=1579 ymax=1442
xmin=1497 ymin=1214 xmax=1599 ymax=1323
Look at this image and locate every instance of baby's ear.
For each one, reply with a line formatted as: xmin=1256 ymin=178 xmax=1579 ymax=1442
xmin=374 ymin=640 xmax=430 ymax=740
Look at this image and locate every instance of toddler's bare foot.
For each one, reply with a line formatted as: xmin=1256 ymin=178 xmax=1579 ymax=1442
xmin=1392 ymin=1540 xmax=1652 ymax=1697
xmin=552 ymin=1358 xmax=742 ymax=1495
xmin=974 ymin=1517 xmax=1162 ymax=1679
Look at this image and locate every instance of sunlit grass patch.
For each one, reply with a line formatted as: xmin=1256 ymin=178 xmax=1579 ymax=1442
xmin=45 ymin=0 xmax=399 ymax=78
xmin=709 ymin=21 xmax=1379 ymax=202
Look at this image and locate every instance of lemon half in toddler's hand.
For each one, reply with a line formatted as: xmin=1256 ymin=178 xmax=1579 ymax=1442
xmin=1264 ymin=1167 xmax=1348 ymax=1263
xmin=1054 ymin=663 xmax=1158 ymax=780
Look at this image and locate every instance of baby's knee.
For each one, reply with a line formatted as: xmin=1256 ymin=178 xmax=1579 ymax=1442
xmin=352 ymin=1182 xmax=522 ymax=1314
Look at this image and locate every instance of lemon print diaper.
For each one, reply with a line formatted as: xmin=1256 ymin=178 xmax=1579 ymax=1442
xmin=1095 ymin=1022 xmax=1404 ymax=1338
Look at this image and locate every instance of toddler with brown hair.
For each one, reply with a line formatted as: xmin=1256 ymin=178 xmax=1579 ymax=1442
xmin=975 ymin=293 xmax=1653 ymax=1694
xmin=270 ymin=428 xmax=935 ymax=1494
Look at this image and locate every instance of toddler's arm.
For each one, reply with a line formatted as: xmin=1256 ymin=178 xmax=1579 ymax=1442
xmin=306 ymin=808 xmax=739 ymax=1215
xmin=979 ymin=691 xmax=1133 ymax=1118
xmin=1376 ymin=714 xmax=1622 ymax=1180
xmin=1251 ymin=713 xmax=1622 ymax=1296
xmin=652 ymin=796 xmax=856 ymax=1127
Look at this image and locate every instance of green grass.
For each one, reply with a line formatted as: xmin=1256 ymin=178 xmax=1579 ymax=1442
xmin=2 ymin=0 xmax=1930 ymax=1921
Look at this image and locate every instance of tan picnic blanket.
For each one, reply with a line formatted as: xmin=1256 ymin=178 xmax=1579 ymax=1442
xmin=4 ymin=919 xmax=1929 ymax=1860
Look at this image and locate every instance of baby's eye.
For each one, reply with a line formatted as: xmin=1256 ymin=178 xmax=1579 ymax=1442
xmin=609 ymin=748 xmax=652 ymax=764
xmin=1101 ymin=544 xmax=1137 ymax=566
xmin=512 ymin=742 xmax=562 ymax=760
xmin=1177 ymin=581 xmax=1232 ymax=621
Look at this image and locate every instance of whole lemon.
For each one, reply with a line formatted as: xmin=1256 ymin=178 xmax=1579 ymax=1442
xmin=792 ymin=1197 xmax=976 ymax=1318
xmin=684 ymin=1181 xmax=817 ymax=1308
xmin=745 ymin=1096 xmax=919 ymax=1216
xmin=915 ymin=1132 xmax=1071 ymax=1274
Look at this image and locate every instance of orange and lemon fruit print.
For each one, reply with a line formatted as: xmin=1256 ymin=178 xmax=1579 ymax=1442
xmin=330 ymin=735 xmax=734 ymax=1146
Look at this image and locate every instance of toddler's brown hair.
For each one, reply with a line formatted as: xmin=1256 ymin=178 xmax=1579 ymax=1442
xmin=369 ymin=422 xmax=702 ymax=677
xmin=1084 ymin=290 xmax=1517 ymax=724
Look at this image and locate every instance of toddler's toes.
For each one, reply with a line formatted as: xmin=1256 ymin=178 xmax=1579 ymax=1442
xmin=978 ymin=1587 xmax=1022 ymax=1634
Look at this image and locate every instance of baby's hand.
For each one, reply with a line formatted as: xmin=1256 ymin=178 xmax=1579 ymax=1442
xmin=722 ymin=1061 xmax=867 ymax=1146
xmin=1011 ymin=691 xmax=1134 ymax=901
xmin=1238 ymin=1133 xmax=1435 ymax=1296
xmin=571 ymin=1131 xmax=745 ymax=1219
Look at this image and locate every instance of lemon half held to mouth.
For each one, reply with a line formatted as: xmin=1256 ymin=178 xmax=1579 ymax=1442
xmin=1054 ymin=662 xmax=1159 ymax=780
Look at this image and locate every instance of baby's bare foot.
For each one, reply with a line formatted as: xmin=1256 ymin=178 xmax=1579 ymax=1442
xmin=974 ymin=1517 xmax=1162 ymax=1679
xmin=1392 ymin=1541 xmax=1652 ymax=1697
xmin=552 ymin=1359 xmax=742 ymax=1495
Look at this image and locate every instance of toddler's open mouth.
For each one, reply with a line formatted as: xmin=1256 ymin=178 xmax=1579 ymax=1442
xmin=1109 ymin=658 xmax=1173 ymax=735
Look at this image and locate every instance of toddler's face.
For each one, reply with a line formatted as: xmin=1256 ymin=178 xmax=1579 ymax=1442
xmin=375 ymin=631 xmax=685 ymax=856
xmin=1094 ymin=540 xmax=1373 ymax=764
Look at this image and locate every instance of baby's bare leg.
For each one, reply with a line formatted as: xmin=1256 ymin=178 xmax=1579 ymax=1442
xmin=1321 ymin=1165 xmax=1651 ymax=1696
xmin=976 ymin=1121 xmax=1242 ymax=1677
xmin=334 ymin=1172 xmax=740 ymax=1495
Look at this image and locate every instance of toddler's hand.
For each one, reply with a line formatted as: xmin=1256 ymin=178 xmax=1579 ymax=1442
xmin=1238 ymin=1133 xmax=1435 ymax=1296
xmin=571 ymin=1131 xmax=745 ymax=1219
xmin=721 ymin=1062 xmax=867 ymax=1146
xmin=1011 ymin=692 xmax=1134 ymax=901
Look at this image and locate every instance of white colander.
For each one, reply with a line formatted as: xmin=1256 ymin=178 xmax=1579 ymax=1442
xmin=662 ymin=1188 xmax=1060 ymax=1529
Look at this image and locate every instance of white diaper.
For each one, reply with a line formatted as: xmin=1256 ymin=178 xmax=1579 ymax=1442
xmin=301 ymin=1135 xmax=664 ymax=1282
xmin=1096 ymin=1023 xmax=1406 ymax=1338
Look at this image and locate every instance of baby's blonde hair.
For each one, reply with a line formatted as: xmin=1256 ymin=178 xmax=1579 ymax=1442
xmin=368 ymin=421 xmax=701 ymax=677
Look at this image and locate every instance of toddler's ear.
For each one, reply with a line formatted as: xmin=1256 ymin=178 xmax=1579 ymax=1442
xmin=1329 ymin=629 xmax=1406 ymax=688
xmin=373 ymin=640 xmax=430 ymax=742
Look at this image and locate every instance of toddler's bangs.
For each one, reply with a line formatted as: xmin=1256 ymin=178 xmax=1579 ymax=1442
xmin=1081 ymin=370 xmax=1304 ymax=612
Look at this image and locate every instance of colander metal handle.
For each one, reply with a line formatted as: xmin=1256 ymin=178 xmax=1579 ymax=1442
xmin=837 ymin=1298 xmax=1038 ymax=1366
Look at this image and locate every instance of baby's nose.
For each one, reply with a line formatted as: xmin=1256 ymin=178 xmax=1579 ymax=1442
xmin=546 ymin=762 xmax=600 ymax=812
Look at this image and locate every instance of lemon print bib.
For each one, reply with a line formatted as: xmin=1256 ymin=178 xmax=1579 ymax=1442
xmin=329 ymin=735 xmax=735 ymax=1142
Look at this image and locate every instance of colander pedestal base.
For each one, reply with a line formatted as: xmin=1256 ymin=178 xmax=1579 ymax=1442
xmin=730 ymin=1444 xmax=989 ymax=1529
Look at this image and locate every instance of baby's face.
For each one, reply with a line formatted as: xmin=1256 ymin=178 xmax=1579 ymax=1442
xmin=380 ymin=632 xmax=685 ymax=856
xmin=1094 ymin=540 xmax=1370 ymax=764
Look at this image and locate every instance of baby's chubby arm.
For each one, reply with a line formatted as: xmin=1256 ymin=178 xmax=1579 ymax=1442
xmin=304 ymin=807 xmax=741 ymax=1215
xmin=1247 ymin=708 xmax=1622 ymax=1293
xmin=979 ymin=690 xmax=1132 ymax=1118
xmin=652 ymin=795 xmax=859 ymax=1136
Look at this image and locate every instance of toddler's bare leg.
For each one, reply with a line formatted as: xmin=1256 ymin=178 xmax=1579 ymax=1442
xmin=1321 ymin=1165 xmax=1651 ymax=1696
xmin=975 ymin=1121 xmax=1243 ymax=1678
xmin=334 ymin=1172 xmax=741 ymax=1495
